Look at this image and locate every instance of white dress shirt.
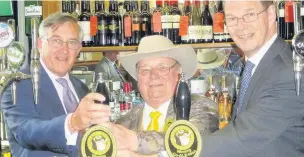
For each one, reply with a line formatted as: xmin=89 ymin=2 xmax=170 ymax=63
xmin=142 ymin=100 xmax=171 ymax=131
xmin=247 ymin=33 xmax=278 ymax=75
xmin=40 ymin=59 xmax=79 ymax=145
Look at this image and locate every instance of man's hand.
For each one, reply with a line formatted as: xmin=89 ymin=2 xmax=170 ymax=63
xmin=103 ymin=122 xmax=138 ymax=151
xmin=70 ymin=93 xmax=111 ymax=131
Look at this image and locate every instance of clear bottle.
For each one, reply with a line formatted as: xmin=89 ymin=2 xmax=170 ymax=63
xmin=205 ymin=75 xmax=216 ymax=102
xmin=218 ymin=76 xmax=232 ymax=129
xmin=189 ymin=0 xmax=202 ymax=43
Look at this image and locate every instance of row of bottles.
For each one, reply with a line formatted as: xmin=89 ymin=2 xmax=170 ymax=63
xmin=62 ymin=0 xmax=233 ymax=47
xmin=205 ymin=75 xmax=237 ymax=129
xmin=91 ymin=72 xmax=144 ymax=121
xmin=278 ymin=0 xmax=295 ymax=40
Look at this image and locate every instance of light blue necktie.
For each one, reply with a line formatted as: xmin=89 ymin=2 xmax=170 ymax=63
xmin=56 ymin=78 xmax=77 ymax=113
xmin=236 ymin=61 xmax=255 ymax=114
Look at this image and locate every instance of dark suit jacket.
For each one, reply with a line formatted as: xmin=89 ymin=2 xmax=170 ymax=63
xmin=201 ymin=37 xmax=304 ymax=157
xmin=1 ymin=66 xmax=89 ymax=157
xmin=116 ymin=94 xmax=219 ymax=155
xmin=94 ymin=57 xmax=121 ymax=82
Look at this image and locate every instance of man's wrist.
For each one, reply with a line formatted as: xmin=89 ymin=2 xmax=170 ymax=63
xmin=129 ymin=130 xmax=138 ymax=151
xmin=70 ymin=113 xmax=80 ymax=132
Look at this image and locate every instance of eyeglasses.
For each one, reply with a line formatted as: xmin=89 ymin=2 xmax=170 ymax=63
xmin=225 ymin=7 xmax=269 ymax=27
xmin=137 ymin=62 xmax=178 ymax=77
xmin=43 ymin=37 xmax=81 ymax=50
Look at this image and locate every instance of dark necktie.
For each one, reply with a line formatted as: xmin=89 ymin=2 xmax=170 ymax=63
xmin=113 ymin=63 xmax=126 ymax=84
xmin=56 ymin=78 xmax=78 ymax=113
xmin=236 ymin=61 xmax=255 ymax=115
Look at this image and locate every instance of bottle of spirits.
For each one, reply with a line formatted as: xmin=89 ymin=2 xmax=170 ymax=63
xmin=278 ymin=1 xmax=285 ymax=39
xmin=189 ymin=0 xmax=202 ymax=43
xmin=218 ymin=76 xmax=232 ymax=129
xmin=108 ymin=0 xmax=120 ymax=46
xmin=285 ymin=0 xmax=294 ymax=40
xmin=171 ymin=0 xmax=181 ymax=44
xmin=123 ymin=0 xmax=132 ymax=46
xmin=213 ymin=1 xmax=224 ymax=43
xmin=119 ymin=89 xmax=125 ymax=116
xmin=201 ymin=0 xmax=213 ymax=43
xmin=161 ymin=0 xmax=173 ymax=41
xmin=95 ymin=1 xmax=108 ymax=46
xmin=152 ymin=0 xmax=162 ymax=35
xmin=205 ymin=75 xmax=217 ymax=102
xmin=141 ymin=0 xmax=152 ymax=38
xmin=123 ymin=82 xmax=132 ymax=114
xmin=181 ymin=0 xmax=191 ymax=44
xmin=78 ymin=1 xmax=92 ymax=47
xmin=131 ymin=1 xmax=141 ymax=45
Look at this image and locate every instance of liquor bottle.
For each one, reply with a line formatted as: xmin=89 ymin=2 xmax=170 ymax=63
xmin=189 ymin=0 xmax=202 ymax=43
xmin=218 ymin=76 xmax=232 ymax=129
xmin=171 ymin=0 xmax=181 ymax=44
xmin=123 ymin=82 xmax=132 ymax=114
xmin=108 ymin=0 xmax=120 ymax=46
xmin=278 ymin=1 xmax=285 ymax=38
xmin=285 ymin=0 xmax=294 ymax=40
xmin=162 ymin=0 xmax=173 ymax=41
xmin=301 ymin=1 xmax=304 ymax=30
xmin=131 ymin=1 xmax=141 ymax=45
xmin=213 ymin=1 xmax=224 ymax=43
xmin=152 ymin=0 xmax=162 ymax=35
xmin=205 ymin=75 xmax=217 ymax=102
xmin=141 ymin=0 xmax=152 ymax=38
xmin=123 ymin=0 xmax=132 ymax=46
xmin=181 ymin=0 xmax=191 ymax=44
xmin=78 ymin=1 xmax=92 ymax=47
xmin=175 ymin=73 xmax=191 ymax=121
xmin=95 ymin=0 xmax=108 ymax=46
xmin=119 ymin=89 xmax=125 ymax=115
xmin=201 ymin=0 xmax=213 ymax=43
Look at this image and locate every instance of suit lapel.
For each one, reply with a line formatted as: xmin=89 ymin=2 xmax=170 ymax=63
xmin=241 ymin=38 xmax=286 ymax=112
xmin=39 ymin=66 xmax=66 ymax=116
xmin=69 ymin=75 xmax=88 ymax=101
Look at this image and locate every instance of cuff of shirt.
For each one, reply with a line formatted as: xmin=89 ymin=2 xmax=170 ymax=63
xmin=64 ymin=113 xmax=78 ymax=146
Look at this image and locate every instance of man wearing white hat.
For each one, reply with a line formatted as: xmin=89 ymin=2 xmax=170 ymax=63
xmin=104 ymin=35 xmax=218 ymax=156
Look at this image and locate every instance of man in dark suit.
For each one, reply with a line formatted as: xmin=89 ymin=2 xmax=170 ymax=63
xmin=1 ymin=12 xmax=111 ymax=157
xmin=101 ymin=1 xmax=304 ymax=157
xmin=200 ymin=1 xmax=304 ymax=156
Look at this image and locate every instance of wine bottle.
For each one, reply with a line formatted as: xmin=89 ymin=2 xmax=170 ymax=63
xmin=181 ymin=0 xmax=191 ymax=44
xmin=108 ymin=0 xmax=120 ymax=46
xmin=201 ymin=0 xmax=213 ymax=43
xmin=123 ymin=0 xmax=132 ymax=46
xmin=285 ymin=1 xmax=294 ymax=40
xmin=175 ymin=73 xmax=191 ymax=121
xmin=141 ymin=0 xmax=152 ymax=38
xmin=62 ymin=1 xmax=68 ymax=13
xmin=152 ymin=0 xmax=162 ymax=35
xmin=278 ymin=1 xmax=285 ymax=39
xmin=66 ymin=0 xmax=71 ymax=13
xmin=161 ymin=0 xmax=173 ymax=41
xmin=78 ymin=1 xmax=92 ymax=47
xmin=213 ymin=1 xmax=224 ymax=43
xmin=131 ymin=1 xmax=141 ymax=45
xmin=171 ymin=0 xmax=181 ymax=44
xmin=95 ymin=0 xmax=108 ymax=46
xmin=301 ymin=1 xmax=304 ymax=30
xmin=189 ymin=0 xmax=202 ymax=43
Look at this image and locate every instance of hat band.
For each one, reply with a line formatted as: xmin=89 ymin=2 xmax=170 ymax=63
xmin=198 ymin=56 xmax=218 ymax=64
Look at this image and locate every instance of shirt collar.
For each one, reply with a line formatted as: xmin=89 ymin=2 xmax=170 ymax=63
xmin=40 ymin=58 xmax=70 ymax=81
xmin=246 ymin=33 xmax=277 ymax=66
xmin=144 ymin=99 xmax=171 ymax=113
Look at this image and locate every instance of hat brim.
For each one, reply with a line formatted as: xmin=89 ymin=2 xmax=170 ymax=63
xmin=197 ymin=51 xmax=226 ymax=70
xmin=119 ymin=45 xmax=197 ymax=80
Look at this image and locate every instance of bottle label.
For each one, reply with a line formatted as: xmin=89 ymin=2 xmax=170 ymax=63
xmin=78 ymin=21 xmax=91 ymax=41
xmin=109 ymin=102 xmax=115 ymax=108
xmin=285 ymin=2 xmax=294 ymax=23
xmin=90 ymin=16 xmax=98 ymax=36
xmin=301 ymin=8 xmax=304 ymax=16
xmin=213 ymin=12 xmax=224 ymax=33
xmin=188 ymin=25 xmax=202 ymax=40
xmin=124 ymin=16 xmax=132 ymax=37
xmin=97 ymin=20 xmax=108 ymax=32
xmin=132 ymin=23 xmax=140 ymax=31
xmin=109 ymin=21 xmax=119 ymax=33
xmin=152 ymin=12 xmax=162 ymax=33
xmin=142 ymin=23 xmax=146 ymax=31
xmin=279 ymin=9 xmax=285 ymax=17
xmin=161 ymin=15 xmax=173 ymax=29
xmin=202 ymin=26 xmax=213 ymax=40
xmin=172 ymin=15 xmax=180 ymax=29
xmin=179 ymin=16 xmax=189 ymax=36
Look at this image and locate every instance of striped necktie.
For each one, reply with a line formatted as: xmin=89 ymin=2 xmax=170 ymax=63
xmin=56 ymin=78 xmax=78 ymax=113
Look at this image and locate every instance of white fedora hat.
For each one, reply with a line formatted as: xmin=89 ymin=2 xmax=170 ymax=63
xmin=197 ymin=49 xmax=226 ymax=69
xmin=118 ymin=35 xmax=197 ymax=80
